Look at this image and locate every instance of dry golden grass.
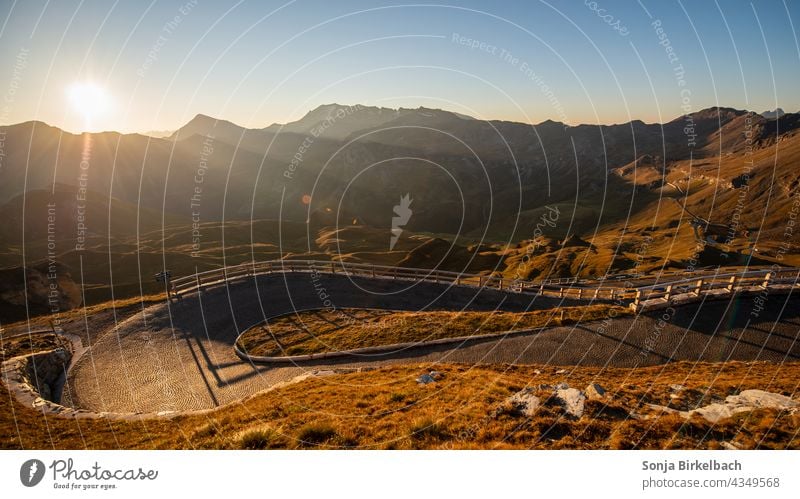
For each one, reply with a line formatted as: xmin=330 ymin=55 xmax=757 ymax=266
xmin=2 ymin=305 xmax=797 ymax=450
xmin=2 ymin=353 xmax=798 ymax=449
xmin=1 ymin=293 xmax=167 ymax=333
xmin=237 ymin=305 xmax=632 ymax=357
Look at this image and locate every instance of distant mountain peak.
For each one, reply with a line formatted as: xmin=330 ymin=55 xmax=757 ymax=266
xmin=169 ymin=113 xmax=244 ymax=141
xmin=761 ymin=108 xmax=785 ymax=120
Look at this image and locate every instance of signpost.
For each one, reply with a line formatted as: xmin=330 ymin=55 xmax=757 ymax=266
xmin=155 ymin=270 xmax=173 ymax=300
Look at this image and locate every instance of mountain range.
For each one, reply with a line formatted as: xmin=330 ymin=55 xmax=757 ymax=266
xmin=1 ymin=103 xmax=799 ymax=320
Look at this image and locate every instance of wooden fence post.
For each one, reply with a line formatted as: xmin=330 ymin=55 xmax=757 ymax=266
xmin=664 ymin=284 xmax=672 ymax=301
xmin=762 ymin=271 xmax=773 ymax=289
xmin=694 ymin=279 xmax=704 ymax=296
xmin=726 ymin=275 xmax=736 ymax=292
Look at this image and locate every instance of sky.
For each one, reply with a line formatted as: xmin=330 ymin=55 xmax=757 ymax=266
xmin=0 ymin=0 xmax=798 ymax=133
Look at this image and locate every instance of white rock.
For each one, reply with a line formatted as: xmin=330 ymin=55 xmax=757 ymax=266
xmin=555 ymin=369 xmax=567 ymax=374
xmin=683 ymin=389 xmax=796 ymax=423
xmin=507 ymin=390 xmax=541 ymax=417
xmin=726 ymin=390 xmax=798 ymax=409
xmin=686 ymin=403 xmax=737 ymax=423
xmin=555 ymin=387 xmax=586 ymax=418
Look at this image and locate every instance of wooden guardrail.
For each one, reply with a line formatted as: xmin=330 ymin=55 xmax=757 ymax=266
xmin=170 ymin=259 xmax=627 ymax=301
xmin=631 ymin=267 xmax=800 ymax=310
xmin=170 ymin=260 xmax=799 ymax=310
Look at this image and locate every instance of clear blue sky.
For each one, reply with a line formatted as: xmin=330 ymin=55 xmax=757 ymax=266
xmin=1 ymin=0 xmax=798 ymax=133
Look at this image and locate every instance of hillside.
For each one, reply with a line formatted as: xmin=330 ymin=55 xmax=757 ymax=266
xmin=1 ymin=104 xmax=799 ymax=319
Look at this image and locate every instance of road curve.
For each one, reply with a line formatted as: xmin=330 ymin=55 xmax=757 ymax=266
xmin=66 ymin=273 xmax=800 ymax=413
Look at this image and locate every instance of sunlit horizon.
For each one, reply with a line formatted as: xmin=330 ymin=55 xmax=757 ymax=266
xmin=2 ymin=1 xmax=799 ymax=134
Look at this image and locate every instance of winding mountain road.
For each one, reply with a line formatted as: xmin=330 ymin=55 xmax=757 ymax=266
xmin=65 ymin=272 xmax=800 ymax=413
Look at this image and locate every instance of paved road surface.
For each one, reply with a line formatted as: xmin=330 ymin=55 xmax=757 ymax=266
xmin=66 ymin=273 xmax=800 ymax=413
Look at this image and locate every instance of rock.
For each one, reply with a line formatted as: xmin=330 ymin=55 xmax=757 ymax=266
xmin=585 ymin=383 xmax=606 ymax=399
xmin=720 ymin=441 xmax=740 ymax=450
xmin=686 ymin=403 xmax=741 ymax=423
xmin=416 ymin=371 xmax=444 ymax=385
xmin=533 ymin=369 xmax=541 ymax=375
xmin=669 ymin=384 xmax=685 ymax=392
xmin=726 ymin=390 xmax=797 ymax=409
xmin=554 ymin=382 xmax=569 ymax=390
xmin=555 ymin=369 xmax=567 ymax=374
xmin=683 ymin=389 xmax=797 ymax=423
xmin=507 ymin=389 xmax=541 ymax=417
xmin=555 ymin=387 xmax=586 ymax=418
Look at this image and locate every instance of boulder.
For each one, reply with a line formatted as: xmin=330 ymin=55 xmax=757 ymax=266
xmin=416 ymin=371 xmax=443 ymax=385
xmin=585 ymin=383 xmax=606 ymax=400
xmin=727 ymin=390 xmax=797 ymax=409
xmin=684 ymin=390 xmax=798 ymax=423
xmin=507 ymin=389 xmax=541 ymax=417
xmin=555 ymin=387 xmax=586 ymax=418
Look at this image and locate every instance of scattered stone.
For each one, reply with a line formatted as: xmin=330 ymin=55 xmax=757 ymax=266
xmin=683 ymin=390 xmax=798 ymax=423
xmin=555 ymin=387 xmax=586 ymax=418
xmin=585 ymin=383 xmax=606 ymax=400
xmin=416 ymin=372 xmax=441 ymax=385
xmin=670 ymin=384 xmax=685 ymax=392
xmin=555 ymin=369 xmax=567 ymax=374
xmin=533 ymin=369 xmax=541 ymax=375
xmin=727 ymin=389 xmax=798 ymax=409
xmin=685 ymin=403 xmax=741 ymax=423
xmin=554 ymin=382 xmax=569 ymax=390
xmin=720 ymin=441 xmax=741 ymax=450
xmin=507 ymin=389 xmax=541 ymax=417
xmin=429 ymin=371 xmax=444 ymax=381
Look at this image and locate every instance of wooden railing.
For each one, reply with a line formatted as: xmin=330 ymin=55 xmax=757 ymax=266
xmin=631 ymin=267 xmax=800 ymax=309
xmin=170 ymin=259 xmax=627 ymax=301
xmin=170 ymin=260 xmax=799 ymax=310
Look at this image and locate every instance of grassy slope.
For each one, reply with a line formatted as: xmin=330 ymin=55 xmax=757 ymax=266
xmin=237 ymin=305 xmax=631 ymax=357
xmin=1 ymin=357 xmax=798 ymax=449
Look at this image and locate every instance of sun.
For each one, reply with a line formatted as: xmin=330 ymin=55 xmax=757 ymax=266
xmin=67 ymin=82 xmax=111 ymax=123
